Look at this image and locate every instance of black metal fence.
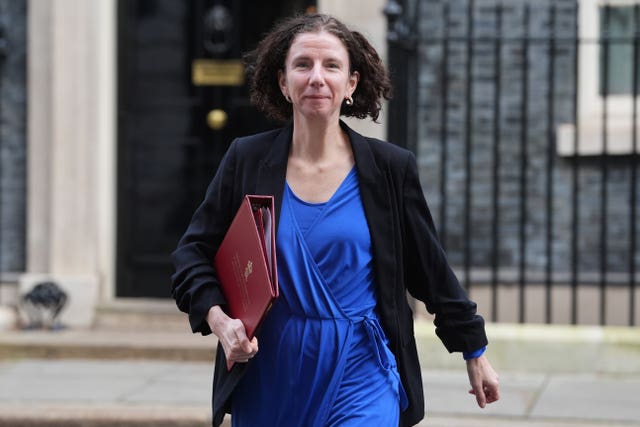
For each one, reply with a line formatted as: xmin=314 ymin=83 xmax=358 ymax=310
xmin=0 ymin=16 xmax=6 ymax=306
xmin=387 ymin=0 xmax=640 ymax=326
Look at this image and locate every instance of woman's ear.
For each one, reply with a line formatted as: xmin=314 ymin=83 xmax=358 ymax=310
xmin=349 ymin=70 xmax=360 ymax=94
xmin=278 ymin=69 xmax=288 ymax=98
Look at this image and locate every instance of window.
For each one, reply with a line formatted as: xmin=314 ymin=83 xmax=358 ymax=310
xmin=557 ymin=0 xmax=640 ymax=156
xmin=600 ymin=5 xmax=640 ymax=95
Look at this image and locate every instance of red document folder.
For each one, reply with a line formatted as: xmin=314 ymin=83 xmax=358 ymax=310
xmin=214 ymin=195 xmax=278 ymax=367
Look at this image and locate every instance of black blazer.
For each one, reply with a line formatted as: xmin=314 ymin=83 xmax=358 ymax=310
xmin=171 ymin=121 xmax=488 ymax=427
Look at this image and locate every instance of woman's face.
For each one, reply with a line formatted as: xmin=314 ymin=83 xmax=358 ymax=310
xmin=279 ymin=30 xmax=359 ymax=124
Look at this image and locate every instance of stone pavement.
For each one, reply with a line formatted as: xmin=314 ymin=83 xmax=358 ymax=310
xmin=0 ymin=320 xmax=639 ymax=426
xmin=0 ymin=357 xmax=639 ymax=427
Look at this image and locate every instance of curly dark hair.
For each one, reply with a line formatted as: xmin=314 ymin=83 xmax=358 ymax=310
xmin=243 ymin=13 xmax=392 ymax=123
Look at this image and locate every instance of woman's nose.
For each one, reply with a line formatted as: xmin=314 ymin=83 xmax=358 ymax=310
xmin=309 ymin=64 xmax=324 ymax=86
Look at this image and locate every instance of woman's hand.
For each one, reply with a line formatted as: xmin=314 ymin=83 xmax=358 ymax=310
xmin=206 ymin=305 xmax=259 ymax=369
xmin=466 ymin=354 xmax=500 ymax=408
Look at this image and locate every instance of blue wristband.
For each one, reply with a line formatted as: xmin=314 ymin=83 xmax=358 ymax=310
xmin=463 ymin=346 xmax=486 ymax=361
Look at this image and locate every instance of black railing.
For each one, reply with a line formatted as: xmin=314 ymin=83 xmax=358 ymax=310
xmin=384 ymin=0 xmax=419 ymax=154
xmin=0 ymin=21 xmax=6 ymax=305
xmin=387 ymin=1 xmax=640 ymax=326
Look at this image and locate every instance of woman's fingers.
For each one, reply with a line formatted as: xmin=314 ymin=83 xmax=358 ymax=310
xmin=207 ymin=307 xmax=259 ymax=364
xmin=466 ymin=355 xmax=500 ymax=408
xmin=223 ymin=319 xmax=259 ymax=363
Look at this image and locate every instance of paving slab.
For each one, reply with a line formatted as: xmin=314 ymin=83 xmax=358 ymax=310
xmin=418 ymin=416 xmax=640 ymax=427
xmin=530 ymin=373 xmax=640 ymax=423
xmin=423 ymin=370 xmax=548 ymax=418
xmin=0 ymin=404 xmax=214 ymax=427
xmin=0 ymin=359 xmax=212 ymax=406
xmin=0 ymin=358 xmax=639 ymax=426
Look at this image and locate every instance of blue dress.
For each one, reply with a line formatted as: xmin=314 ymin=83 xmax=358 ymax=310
xmin=232 ymin=168 xmax=407 ymax=427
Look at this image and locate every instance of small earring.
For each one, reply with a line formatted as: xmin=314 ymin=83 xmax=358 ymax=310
xmin=285 ymin=95 xmax=292 ymax=103
xmin=345 ymin=95 xmax=353 ymax=106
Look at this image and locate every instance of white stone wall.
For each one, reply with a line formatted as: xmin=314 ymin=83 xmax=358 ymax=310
xmin=23 ymin=0 xmax=117 ymax=327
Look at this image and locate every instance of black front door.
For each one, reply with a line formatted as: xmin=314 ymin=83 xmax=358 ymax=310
xmin=117 ymin=0 xmax=315 ymax=298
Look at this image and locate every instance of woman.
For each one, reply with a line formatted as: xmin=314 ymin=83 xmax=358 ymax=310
xmin=171 ymin=13 xmax=499 ymax=427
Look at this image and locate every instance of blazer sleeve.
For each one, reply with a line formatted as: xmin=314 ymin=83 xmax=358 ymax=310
xmin=170 ymin=140 xmax=239 ymax=335
xmin=401 ymin=151 xmax=488 ymax=353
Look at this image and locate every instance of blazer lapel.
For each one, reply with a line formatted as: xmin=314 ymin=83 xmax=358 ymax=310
xmin=344 ymin=122 xmax=399 ymax=309
xmin=255 ymin=123 xmax=292 ymax=233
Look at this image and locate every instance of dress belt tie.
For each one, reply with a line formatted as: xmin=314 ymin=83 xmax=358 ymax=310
xmin=284 ymin=309 xmax=394 ymax=369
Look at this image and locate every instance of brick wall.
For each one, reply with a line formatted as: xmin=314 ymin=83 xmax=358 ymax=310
xmin=416 ymin=0 xmax=636 ymax=276
xmin=0 ymin=0 xmax=26 ymax=272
